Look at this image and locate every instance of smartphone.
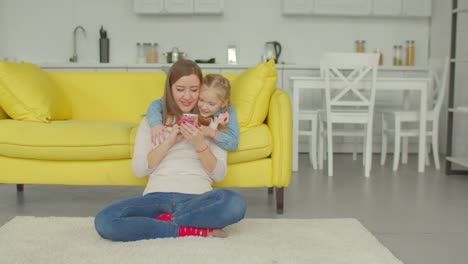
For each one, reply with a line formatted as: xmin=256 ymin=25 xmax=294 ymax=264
xmin=182 ymin=113 xmax=199 ymax=126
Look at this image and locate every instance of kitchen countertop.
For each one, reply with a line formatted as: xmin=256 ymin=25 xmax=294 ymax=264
xmin=38 ymin=62 xmax=430 ymax=71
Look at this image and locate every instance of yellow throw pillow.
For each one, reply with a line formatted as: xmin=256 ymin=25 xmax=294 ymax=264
xmin=0 ymin=61 xmax=72 ymax=122
xmin=229 ymin=59 xmax=277 ymax=127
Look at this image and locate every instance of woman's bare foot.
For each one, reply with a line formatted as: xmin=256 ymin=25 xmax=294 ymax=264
xmin=208 ymin=229 xmax=228 ymax=238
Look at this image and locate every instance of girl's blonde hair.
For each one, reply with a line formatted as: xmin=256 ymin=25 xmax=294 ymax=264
xmin=198 ymin=74 xmax=231 ymax=131
xmin=162 ymin=60 xmax=203 ymax=125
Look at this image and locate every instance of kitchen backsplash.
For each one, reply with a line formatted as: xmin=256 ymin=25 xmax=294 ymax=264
xmin=0 ymin=0 xmax=430 ymax=66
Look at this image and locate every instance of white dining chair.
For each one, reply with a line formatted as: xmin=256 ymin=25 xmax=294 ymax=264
xmin=380 ymin=56 xmax=449 ymax=171
xmin=298 ymin=110 xmax=319 ymax=169
xmin=318 ymin=52 xmax=379 ymax=177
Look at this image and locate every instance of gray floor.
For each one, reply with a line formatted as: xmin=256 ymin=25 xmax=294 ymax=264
xmin=1 ymin=154 xmax=467 ymax=264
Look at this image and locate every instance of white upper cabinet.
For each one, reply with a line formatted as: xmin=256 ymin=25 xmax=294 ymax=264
xmin=373 ymin=0 xmax=403 ymax=16
xmin=314 ymin=0 xmax=372 ymax=15
xmin=282 ymin=0 xmax=431 ymax=17
xmin=403 ymin=0 xmax=431 ymax=17
xmin=134 ymin=0 xmax=223 ymax=15
xmin=282 ymin=0 xmax=314 ymax=15
xmin=194 ymin=0 xmax=224 ymax=14
xmin=165 ymin=0 xmax=193 ymax=14
xmin=372 ymin=0 xmax=431 ymax=17
xmin=134 ymin=0 xmax=164 ymax=14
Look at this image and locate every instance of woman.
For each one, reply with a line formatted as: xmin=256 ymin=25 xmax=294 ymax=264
xmin=94 ymin=60 xmax=246 ymax=241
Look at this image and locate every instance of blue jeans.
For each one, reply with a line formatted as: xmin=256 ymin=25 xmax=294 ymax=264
xmin=94 ymin=189 xmax=246 ymax=241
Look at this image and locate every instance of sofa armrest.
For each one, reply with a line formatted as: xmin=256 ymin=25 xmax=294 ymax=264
xmin=267 ymin=89 xmax=292 ymax=187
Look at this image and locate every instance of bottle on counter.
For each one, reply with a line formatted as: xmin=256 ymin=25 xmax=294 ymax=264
xmin=374 ymin=48 xmax=383 ymax=65
xmin=393 ymin=45 xmax=398 ymax=66
xmin=398 ymin=45 xmax=403 ymax=65
xmin=405 ymin=40 xmax=410 ymax=66
xmin=409 ymin=40 xmax=415 ymax=66
xmin=99 ymin=26 xmax=109 ymax=63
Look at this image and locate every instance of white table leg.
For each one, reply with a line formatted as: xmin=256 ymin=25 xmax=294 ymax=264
xmin=418 ymin=85 xmax=427 ymax=173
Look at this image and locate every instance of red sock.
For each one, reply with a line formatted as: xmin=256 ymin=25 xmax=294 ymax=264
xmin=155 ymin=213 xmax=173 ymax=222
xmin=178 ymin=226 xmax=214 ymax=237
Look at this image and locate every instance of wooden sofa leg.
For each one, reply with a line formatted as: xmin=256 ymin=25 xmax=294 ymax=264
xmin=275 ymin=187 xmax=284 ymax=214
xmin=267 ymin=187 xmax=274 ymax=194
xmin=17 ymin=184 xmax=24 ymax=192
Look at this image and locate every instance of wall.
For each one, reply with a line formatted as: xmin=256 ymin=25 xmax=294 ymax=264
xmin=1 ymin=0 xmax=430 ymax=66
xmin=0 ymin=0 xmax=6 ymax=56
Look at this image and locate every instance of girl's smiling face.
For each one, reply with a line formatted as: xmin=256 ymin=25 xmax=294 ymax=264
xmin=171 ymin=74 xmax=200 ymax=113
xmin=198 ymin=86 xmax=226 ymax=118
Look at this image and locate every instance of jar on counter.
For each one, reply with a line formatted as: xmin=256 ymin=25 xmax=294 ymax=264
xmin=136 ymin=43 xmax=146 ymax=64
xmin=355 ymin=40 xmax=366 ymax=53
xmin=393 ymin=45 xmax=403 ymax=66
xmin=146 ymin=43 xmax=158 ymax=64
xmin=145 ymin=43 xmax=158 ymax=64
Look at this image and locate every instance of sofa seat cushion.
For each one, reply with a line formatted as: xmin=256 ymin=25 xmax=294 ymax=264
xmin=0 ymin=120 xmax=135 ymax=161
xmin=227 ymin=124 xmax=272 ymax=164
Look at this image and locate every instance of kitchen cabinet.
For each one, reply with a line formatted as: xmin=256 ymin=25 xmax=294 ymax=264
xmin=372 ymin=0 xmax=403 ymax=16
xmin=402 ymin=0 xmax=431 ymax=17
xmin=165 ymin=0 xmax=193 ymax=14
xmin=133 ymin=0 xmax=164 ymax=14
xmin=282 ymin=0 xmax=431 ymax=17
xmin=282 ymin=0 xmax=314 ymax=15
xmin=134 ymin=0 xmax=223 ymax=15
xmin=372 ymin=0 xmax=431 ymax=17
xmin=314 ymin=0 xmax=372 ymax=15
xmin=193 ymin=0 xmax=223 ymax=14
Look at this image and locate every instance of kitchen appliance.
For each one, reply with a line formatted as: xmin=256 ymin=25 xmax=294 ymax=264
xmin=264 ymin=41 xmax=282 ymax=64
xmin=163 ymin=47 xmax=187 ymax=63
xmin=227 ymin=45 xmax=237 ymax=64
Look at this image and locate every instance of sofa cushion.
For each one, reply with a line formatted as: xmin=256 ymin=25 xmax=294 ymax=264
xmin=0 ymin=120 xmax=135 ymax=161
xmin=0 ymin=61 xmax=72 ymax=122
xmin=230 ymin=59 xmax=277 ymax=128
xmin=227 ymin=124 xmax=272 ymax=164
xmin=0 ymin=106 xmax=8 ymax=119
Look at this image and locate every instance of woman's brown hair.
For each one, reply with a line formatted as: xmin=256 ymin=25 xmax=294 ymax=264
xmin=162 ymin=60 xmax=203 ymax=125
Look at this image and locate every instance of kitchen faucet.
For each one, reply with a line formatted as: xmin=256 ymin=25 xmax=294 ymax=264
xmin=69 ymin=26 xmax=86 ymax=63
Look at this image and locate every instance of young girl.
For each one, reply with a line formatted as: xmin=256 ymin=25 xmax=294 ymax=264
xmin=145 ymin=74 xmax=239 ymax=151
xmin=157 ymin=74 xmax=232 ymax=144
xmin=94 ymin=60 xmax=246 ymax=241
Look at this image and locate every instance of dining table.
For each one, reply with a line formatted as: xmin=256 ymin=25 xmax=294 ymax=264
xmin=290 ymin=76 xmax=431 ymax=174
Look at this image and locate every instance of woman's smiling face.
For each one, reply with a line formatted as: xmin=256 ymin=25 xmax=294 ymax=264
xmin=171 ymin=74 xmax=200 ymax=113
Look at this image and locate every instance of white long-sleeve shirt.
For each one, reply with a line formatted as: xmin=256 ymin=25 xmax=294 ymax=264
xmin=132 ymin=118 xmax=227 ymax=195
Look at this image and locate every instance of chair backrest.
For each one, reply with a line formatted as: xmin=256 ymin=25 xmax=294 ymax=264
xmin=320 ymin=52 xmax=379 ymax=119
xmin=429 ymin=56 xmax=450 ymax=115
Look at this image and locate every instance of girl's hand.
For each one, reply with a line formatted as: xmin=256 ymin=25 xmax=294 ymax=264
xmin=151 ymin=124 xmax=167 ymax=146
xmin=178 ymin=120 xmax=205 ymax=150
xmin=215 ymin=112 xmax=230 ymax=125
xmin=200 ymin=126 xmax=217 ymax=140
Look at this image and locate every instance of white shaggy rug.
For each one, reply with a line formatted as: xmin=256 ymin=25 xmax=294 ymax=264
xmin=0 ymin=217 xmax=402 ymax=264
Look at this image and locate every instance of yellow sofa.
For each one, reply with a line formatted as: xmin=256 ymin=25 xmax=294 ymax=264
xmin=0 ymin=60 xmax=292 ymax=213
